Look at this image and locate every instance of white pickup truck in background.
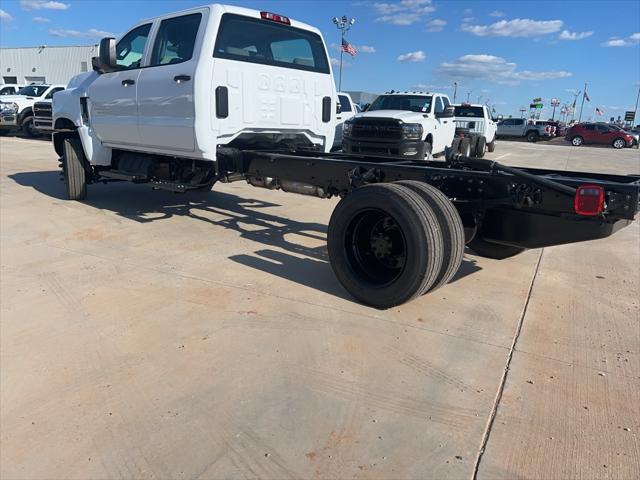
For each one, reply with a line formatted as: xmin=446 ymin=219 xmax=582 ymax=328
xmin=333 ymin=91 xmax=358 ymax=150
xmin=453 ymin=103 xmax=497 ymax=157
xmin=341 ymin=91 xmax=456 ymax=159
xmin=0 ymin=84 xmax=65 ymax=137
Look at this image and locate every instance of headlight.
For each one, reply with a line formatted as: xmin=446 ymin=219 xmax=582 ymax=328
xmin=402 ymin=123 xmax=423 ymax=139
xmin=343 ymin=120 xmax=353 ymax=137
xmin=1 ymin=103 xmax=19 ymax=114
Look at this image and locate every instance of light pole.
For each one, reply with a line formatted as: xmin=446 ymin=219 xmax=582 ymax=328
xmin=332 ymin=15 xmax=355 ymax=91
xmin=466 ymin=90 xmax=472 ymax=103
xmin=453 ymin=82 xmax=458 ymax=103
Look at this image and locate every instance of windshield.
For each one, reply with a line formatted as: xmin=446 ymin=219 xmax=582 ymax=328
xmin=16 ymin=85 xmax=48 ymax=97
xmin=454 ymin=106 xmax=484 ymax=117
xmin=368 ymin=95 xmax=432 ymax=113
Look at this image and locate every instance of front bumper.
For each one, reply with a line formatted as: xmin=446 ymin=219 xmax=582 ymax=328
xmin=342 ymin=137 xmax=427 ymax=158
xmin=0 ymin=115 xmax=18 ymax=127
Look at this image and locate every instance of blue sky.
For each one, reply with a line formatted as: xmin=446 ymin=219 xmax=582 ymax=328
xmin=1 ymin=0 xmax=639 ymax=119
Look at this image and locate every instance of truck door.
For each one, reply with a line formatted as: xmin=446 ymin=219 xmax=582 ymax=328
xmin=433 ymin=96 xmax=454 ymax=153
xmin=87 ymin=23 xmax=152 ymax=147
xmin=136 ymin=12 xmax=204 ymax=152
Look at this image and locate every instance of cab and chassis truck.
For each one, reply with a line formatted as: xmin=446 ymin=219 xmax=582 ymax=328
xmin=50 ymin=4 xmax=640 ymax=309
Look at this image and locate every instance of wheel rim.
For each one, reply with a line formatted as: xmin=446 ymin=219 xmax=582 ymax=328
xmin=344 ymin=209 xmax=407 ymax=286
xmin=572 ymin=137 xmax=582 ymax=146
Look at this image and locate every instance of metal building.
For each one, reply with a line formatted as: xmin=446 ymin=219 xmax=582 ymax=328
xmin=0 ymin=45 xmax=98 ymax=86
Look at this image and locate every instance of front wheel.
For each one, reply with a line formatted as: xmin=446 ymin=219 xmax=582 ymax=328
xmin=612 ymin=138 xmax=626 ymax=149
xmin=571 ymin=136 xmax=583 ymax=146
xmin=62 ymin=138 xmax=87 ymax=200
xmin=327 ymin=183 xmax=444 ymax=309
xmin=22 ymin=116 xmax=41 ymax=138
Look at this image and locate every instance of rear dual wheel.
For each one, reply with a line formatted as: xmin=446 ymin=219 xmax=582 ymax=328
xmin=327 ymin=182 xmax=464 ymax=309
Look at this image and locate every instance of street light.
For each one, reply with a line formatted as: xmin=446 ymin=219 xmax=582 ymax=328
xmin=332 ymin=14 xmax=356 ymax=91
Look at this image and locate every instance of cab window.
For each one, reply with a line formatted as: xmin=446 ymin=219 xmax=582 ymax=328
xmin=0 ymin=86 xmax=16 ymax=95
xmin=45 ymin=87 xmax=64 ymax=99
xmin=214 ymin=14 xmax=330 ymax=74
xmin=434 ymin=97 xmax=444 ymax=114
xmin=338 ymin=95 xmax=352 ymax=112
xmin=150 ymin=13 xmax=202 ymax=66
xmin=116 ymin=23 xmax=152 ymax=69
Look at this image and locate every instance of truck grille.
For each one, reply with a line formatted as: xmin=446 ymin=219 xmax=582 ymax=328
xmin=33 ymin=102 xmax=52 ymax=118
xmin=350 ymin=118 xmax=403 ymax=140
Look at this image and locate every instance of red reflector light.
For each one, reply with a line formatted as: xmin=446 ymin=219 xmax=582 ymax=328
xmin=574 ymin=184 xmax=604 ymax=216
xmin=260 ymin=11 xmax=291 ymax=25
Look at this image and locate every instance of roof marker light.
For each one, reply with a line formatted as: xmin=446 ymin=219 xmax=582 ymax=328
xmin=574 ymin=184 xmax=604 ymax=216
xmin=260 ymin=11 xmax=291 ymax=25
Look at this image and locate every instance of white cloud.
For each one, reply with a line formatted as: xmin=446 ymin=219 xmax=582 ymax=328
xmin=397 ymin=50 xmax=426 ymax=62
xmin=49 ymin=27 xmax=114 ymax=38
xmin=489 ymin=10 xmax=505 ymax=17
xmin=374 ymin=0 xmax=435 ymax=25
xmin=462 ymin=18 xmax=563 ymax=37
xmin=602 ymin=32 xmax=640 ymax=47
xmin=32 ymin=16 xmax=51 ymax=23
xmin=558 ymin=30 xmax=593 ymax=40
xmin=412 ymin=83 xmax=451 ymax=90
xmin=426 ymin=18 xmax=446 ymax=32
xmin=436 ymin=54 xmax=572 ymax=85
xmin=20 ymin=0 xmax=69 ymax=10
xmin=0 ymin=9 xmax=13 ymax=21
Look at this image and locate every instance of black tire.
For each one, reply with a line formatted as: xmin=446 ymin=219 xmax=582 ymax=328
xmin=487 ymin=138 xmax=496 ymax=152
xmin=327 ymin=183 xmax=444 ymax=309
xmin=526 ymin=131 xmax=539 ymax=143
xmin=459 ymin=137 xmax=472 ymax=157
xmin=468 ymin=235 xmax=525 ymax=260
xmin=62 ymin=138 xmax=87 ymax=200
xmin=395 ymin=181 xmax=464 ymax=290
xmin=571 ymin=135 xmax=583 ymax=146
xmin=22 ymin=116 xmax=41 ymax=138
xmin=475 ymin=136 xmax=486 ymax=158
xmin=446 ymin=138 xmax=462 ymax=161
xmin=612 ymin=138 xmax=626 ymax=149
xmin=424 ymin=142 xmax=433 ymax=160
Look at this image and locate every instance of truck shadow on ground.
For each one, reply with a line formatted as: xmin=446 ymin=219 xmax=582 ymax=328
xmin=10 ymin=170 xmax=482 ymax=302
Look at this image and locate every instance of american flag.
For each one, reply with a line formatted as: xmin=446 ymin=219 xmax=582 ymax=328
xmin=584 ymin=90 xmax=590 ymax=102
xmin=595 ymin=107 xmax=604 ymax=116
xmin=341 ymin=38 xmax=357 ymax=57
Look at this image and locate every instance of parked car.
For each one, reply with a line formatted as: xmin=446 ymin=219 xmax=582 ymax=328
xmin=333 ymin=92 xmax=358 ymax=150
xmin=496 ymin=118 xmax=550 ymax=142
xmin=0 ymin=84 xmax=65 ymax=137
xmin=565 ymin=122 xmax=634 ymax=149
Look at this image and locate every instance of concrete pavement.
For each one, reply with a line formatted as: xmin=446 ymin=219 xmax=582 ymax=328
xmin=1 ymin=136 xmax=638 ymax=479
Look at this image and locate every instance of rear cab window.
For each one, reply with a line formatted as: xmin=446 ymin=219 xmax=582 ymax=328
xmin=213 ymin=13 xmax=330 ymax=74
xmin=454 ymin=106 xmax=484 ymax=117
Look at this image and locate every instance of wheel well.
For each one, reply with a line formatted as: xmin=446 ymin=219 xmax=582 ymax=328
xmin=53 ymin=131 xmax=79 ymax=157
xmin=54 ymin=118 xmax=78 ymax=131
xmin=17 ymin=108 xmax=33 ymax=125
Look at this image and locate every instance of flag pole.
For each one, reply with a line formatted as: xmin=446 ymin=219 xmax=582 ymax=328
xmin=578 ymin=82 xmax=587 ymax=123
xmin=338 ymin=31 xmax=344 ymax=91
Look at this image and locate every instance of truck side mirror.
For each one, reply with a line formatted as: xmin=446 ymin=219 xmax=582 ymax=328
xmin=93 ymin=37 xmax=118 ymax=73
xmin=436 ymin=106 xmax=455 ymax=118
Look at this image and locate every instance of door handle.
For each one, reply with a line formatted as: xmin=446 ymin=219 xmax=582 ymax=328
xmin=121 ymin=79 xmax=135 ymax=86
xmin=174 ymin=75 xmax=191 ymax=83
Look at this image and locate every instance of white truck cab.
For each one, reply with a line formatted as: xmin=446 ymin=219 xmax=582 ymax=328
xmin=52 ymin=4 xmax=336 ymax=167
xmin=341 ymin=91 xmax=456 ymax=159
xmin=0 ymin=84 xmax=65 ymax=137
